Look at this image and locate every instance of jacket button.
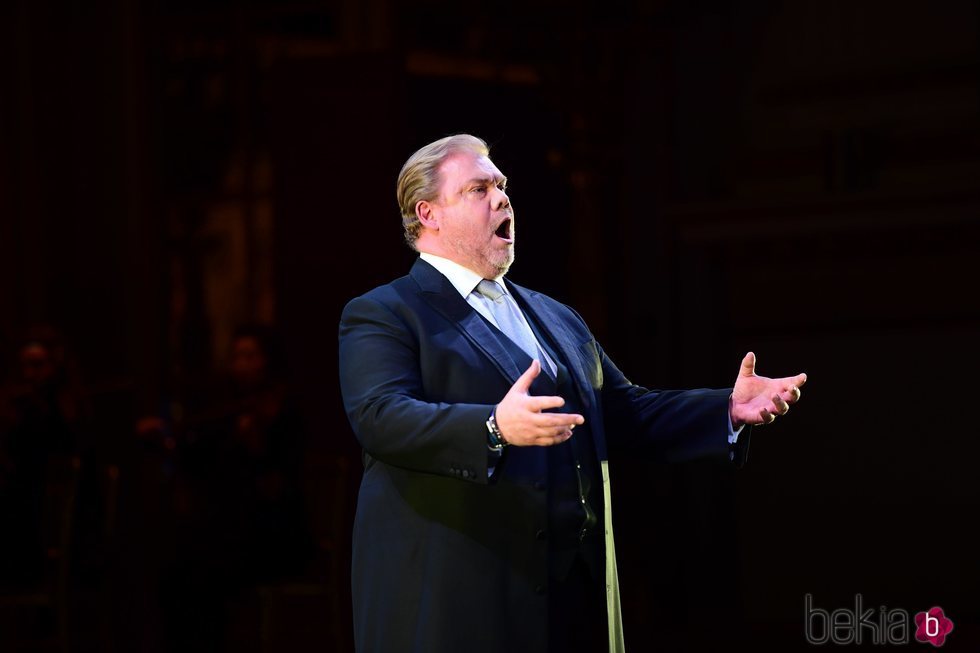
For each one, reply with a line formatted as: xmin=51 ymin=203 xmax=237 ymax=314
xmin=535 ymin=529 xmax=548 ymax=541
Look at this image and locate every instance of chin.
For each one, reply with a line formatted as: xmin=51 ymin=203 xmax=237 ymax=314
xmin=478 ymin=246 xmax=514 ymax=278
xmin=493 ymin=256 xmax=514 ymax=278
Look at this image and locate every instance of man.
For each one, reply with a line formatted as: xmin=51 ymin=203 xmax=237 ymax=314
xmin=338 ymin=134 xmax=805 ymax=653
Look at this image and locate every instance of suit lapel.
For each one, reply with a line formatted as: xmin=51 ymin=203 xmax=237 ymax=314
xmin=507 ymin=281 xmax=593 ymax=411
xmin=410 ymin=259 xmax=523 ymax=385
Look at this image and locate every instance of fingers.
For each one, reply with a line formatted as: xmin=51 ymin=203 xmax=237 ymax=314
xmin=553 ymin=429 xmax=574 ymax=444
xmin=511 ymin=359 xmax=541 ymax=394
xmin=758 ymin=391 xmax=793 ymax=425
xmin=538 ymin=429 xmax=574 ymax=446
xmin=527 ymin=395 xmax=566 ymax=411
xmin=495 ymin=399 xmax=584 ymax=446
xmin=776 ymin=374 xmax=806 ymax=404
xmin=778 ymin=373 xmax=807 ymax=398
xmin=739 ymin=351 xmax=756 ymax=377
xmin=510 ymin=417 xmax=579 ymax=446
xmin=771 ymin=394 xmax=790 ymax=416
xmin=536 ymin=424 xmax=576 ymax=445
xmin=529 ymin=411 xmax=584 ymax=429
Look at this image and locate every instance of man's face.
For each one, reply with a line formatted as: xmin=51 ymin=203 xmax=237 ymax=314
xmin=430 ymin=151 xmax=515 ymax=279
xmin=20 ymin=343 xmax=55 ymax=386
xmin=230 ymin=336 xmax=267 ymax=388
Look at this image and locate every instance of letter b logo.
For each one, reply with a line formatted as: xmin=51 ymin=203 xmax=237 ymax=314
xmin=915 ymin=607 xmax=953 ymax=647
xmin=804 ymin=594 xmax=830 ymax=645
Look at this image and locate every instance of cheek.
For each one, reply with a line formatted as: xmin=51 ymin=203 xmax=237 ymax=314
xmin=458 ymin=216 xmax=483 ymax=239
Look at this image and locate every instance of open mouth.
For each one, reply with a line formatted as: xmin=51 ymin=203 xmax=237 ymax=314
xmin=494 ymin=218 xmax=513 ymax=243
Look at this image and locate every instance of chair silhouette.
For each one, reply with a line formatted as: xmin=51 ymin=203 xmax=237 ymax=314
xmin=0 ymin=455 xmax=81 ymax=653
xmin=254 ymin=453 xmax=351 ymax=652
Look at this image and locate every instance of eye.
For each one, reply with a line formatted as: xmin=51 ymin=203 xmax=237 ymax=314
xmin=471 ymin=186 xmax=487 ymax=194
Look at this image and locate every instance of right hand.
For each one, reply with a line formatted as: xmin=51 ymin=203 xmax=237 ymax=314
xmin=494 ymin=360 xmax=585 ymax=447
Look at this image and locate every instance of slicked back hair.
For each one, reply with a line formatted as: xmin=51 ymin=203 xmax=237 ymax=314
xmin=396 ymin=134 xmax=489 ymax=249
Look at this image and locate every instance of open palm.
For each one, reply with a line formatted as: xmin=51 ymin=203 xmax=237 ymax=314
xmin=730 ymin=352 xmax=807 ymax=427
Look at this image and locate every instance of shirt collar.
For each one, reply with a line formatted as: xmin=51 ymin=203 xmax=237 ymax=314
xmin=418 ymin=252 xmax=507 ymax=299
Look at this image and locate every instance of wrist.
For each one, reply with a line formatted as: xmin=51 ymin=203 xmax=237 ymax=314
xmin=728 ymin=393 xmax=742 ymax=430
xmin=486 ymin=406 xmax=509 ymax=451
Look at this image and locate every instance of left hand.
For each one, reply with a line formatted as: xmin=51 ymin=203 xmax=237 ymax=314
xmin=729 ymin=352 xmax=807 ymax=428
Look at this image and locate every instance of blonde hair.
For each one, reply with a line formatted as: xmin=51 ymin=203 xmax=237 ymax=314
xmin=396 ymin=134 xmax=489 ymax=248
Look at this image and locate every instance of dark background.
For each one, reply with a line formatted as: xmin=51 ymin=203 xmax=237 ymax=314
xmin=2 ymin=0 xmax=979 ymax=651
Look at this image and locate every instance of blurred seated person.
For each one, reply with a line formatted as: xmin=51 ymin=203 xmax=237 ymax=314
xmin=161 ymin=325 xmax=311 ymax=650
xmin=0 ymin=326 xmax=85 ymax=588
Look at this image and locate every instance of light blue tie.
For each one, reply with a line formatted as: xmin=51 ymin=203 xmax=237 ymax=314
xmin=475 ymin=279 xmax=557 ymax=378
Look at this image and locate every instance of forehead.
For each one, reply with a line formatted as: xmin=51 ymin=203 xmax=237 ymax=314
xmin=21 ymin=343 xmax=50 ymax=359
xmin=438 ymin=151 xmax=505 ymax=189
xmin=233 ymin=336 xmax=263 ymax=352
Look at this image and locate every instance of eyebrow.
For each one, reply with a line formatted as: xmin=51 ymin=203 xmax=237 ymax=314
xmin=463 ymin=176 xmax=508 ymax=189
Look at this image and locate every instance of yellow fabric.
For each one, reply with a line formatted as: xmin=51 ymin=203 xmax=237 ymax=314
xmin=602 ymin=461 xmax=626 ymax=653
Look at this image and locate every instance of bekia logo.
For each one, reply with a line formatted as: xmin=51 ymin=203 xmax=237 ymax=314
xmin=914 ymin=607 xmax=954 ymax=647
xmin=805 ymin=594 xmax=953 ymax=647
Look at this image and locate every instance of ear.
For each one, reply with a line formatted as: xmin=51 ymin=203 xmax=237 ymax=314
xmin=416 ymin=200 xmax=439 ymax=230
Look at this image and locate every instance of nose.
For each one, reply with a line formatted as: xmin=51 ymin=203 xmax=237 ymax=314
xmin=492 ymin=186 xmax=510 ymax=211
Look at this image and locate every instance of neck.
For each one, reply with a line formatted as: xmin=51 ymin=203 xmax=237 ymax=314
xmin=415 ymin=235 xmax=451 ymax=261
xmin=417 ymin=245 xmax=487 ymax=278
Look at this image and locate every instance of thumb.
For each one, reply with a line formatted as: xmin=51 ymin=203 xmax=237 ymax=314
xmin=740 ymin=351 xmax=756 ymax=377
xmin=512 ymin=359 xmax=541 ymax=394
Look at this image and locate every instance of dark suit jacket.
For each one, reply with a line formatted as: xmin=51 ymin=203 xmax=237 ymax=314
xmin=338 ymin=258 xmax=748 ymax=653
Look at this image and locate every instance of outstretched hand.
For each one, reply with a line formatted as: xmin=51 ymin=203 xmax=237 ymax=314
xmin=494 ymin=360 xmax=585 ymax=447
xmin=729 ymin=352 xmax=807 ymax=428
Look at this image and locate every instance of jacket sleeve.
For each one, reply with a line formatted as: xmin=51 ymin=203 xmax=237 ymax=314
xmin=592 ymin=339 xmax=744 ymax=464
xmin=339 ymin=294 xmax=494 ymax=483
